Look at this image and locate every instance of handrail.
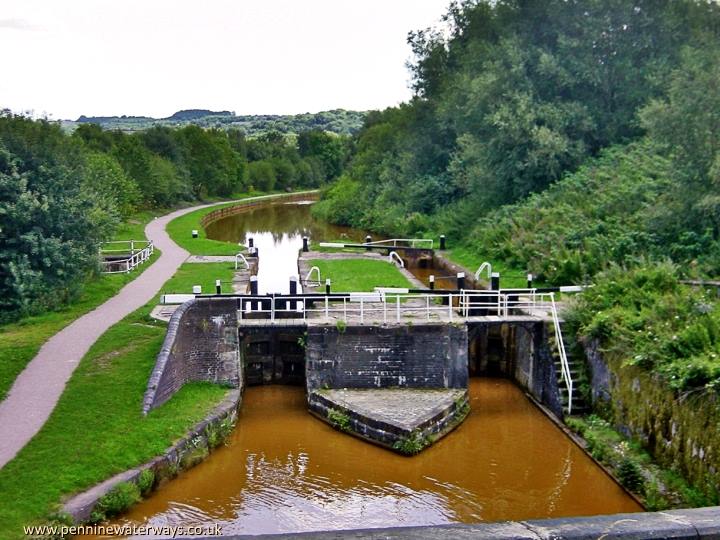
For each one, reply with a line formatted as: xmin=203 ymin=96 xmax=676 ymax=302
xmin=305 ymin=266 xmax=321 ymax=285
xmin=474 ymin=262 xmax=492 ymax=281
xmin=388 ymin=251 xmax=405 ymax=268
xmin=549 ymin=293 xmax=573 ymax=415
xmin=363 ymin=238 xmax=434 ymax=249
xmin=235 ymin=253 xmax=250 ymax=270
xmin=100 ymin=240 xmax=154 ymax=274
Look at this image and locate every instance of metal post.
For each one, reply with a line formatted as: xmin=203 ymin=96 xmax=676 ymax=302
xmin=360 ymin=298 xmax=364 ymax=324
xmin=215 ymin=279 xmax=221 ymax=294
xmin=248 ymin=237 xmax=254 ymax=249
xmin=250 ymin=275 xmax=258 ymax=295
xmin=365 ymin=235 xmax=372 ymax=251
xmin=527 ymin=273 xmax=533 ymax=289
xmin=448 ymin=294 xmax=453 ymax=321
xmin=289 ymin=276 xmax=298 ymax=311
xmin=491 ymin=272 xmax=500 ymax=291
xmin=325 ymin=297 xmax=329 ymax=318
xmin=302 ymin=236 xmax=309 ymax=252
xmin=426 ymin=296 xmax=430 ymax=321
xmin=396 ymin=295 xmax=401 ymax=322
xmin=325 ymin=279 xmax=331 ymax=294
xmin=439 ymin=235 xmax=446 ymax=250
xmin=192 ymin=229 xmax=198 ymax=238
xmin=429 ymin=275 xmax=435 ymax=290
xmin=457 ymin=272 xmax=466 ymax=290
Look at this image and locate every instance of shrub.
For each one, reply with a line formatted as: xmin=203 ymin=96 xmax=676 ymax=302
xmin=94 ymin=481 xmax=141 ymax=520
xmin=327 ymin=409 xmax=351 ymax=432
xmin=617 ymin=457 xmax=645 ymax=493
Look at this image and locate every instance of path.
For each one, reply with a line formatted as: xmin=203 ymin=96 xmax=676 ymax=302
xmin=0 ymin=193 xmax=300 ymax=469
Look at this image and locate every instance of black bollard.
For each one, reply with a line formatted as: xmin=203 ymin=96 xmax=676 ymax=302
xmin=365 ymin=235 xmax=372 ymax=251
xmin=325 ymin=279 xmax=331 ymax=295
xmin=457 ymin=272 xmax=466 ymax=290
xmin=289 ymin=276 xmax=298 ymax=311
xmin=248 ymin=237 xmax=254 ymax=249
xmin=250 ymin=275 xmax=258 ymax=295
xmin=191 ymin=229 xmax=198 ymax=238
xmin=215 ymin=279 xmax=222 ymax=294
xmin=429 ymin=275 xmax=435 ymax=290
xmin=302 ymin=236 xmax=309 ymax=252
xmin=527 ymin=273 xmax=534 ymax=289
xmin=439 ymin=235 xmax=446 ymax=250
xmin=491 ymin=272 xmax=500 ymax=291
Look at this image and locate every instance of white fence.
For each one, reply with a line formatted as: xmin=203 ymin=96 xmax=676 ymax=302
xmin=100 ymin=240 xmax=154 ymax=273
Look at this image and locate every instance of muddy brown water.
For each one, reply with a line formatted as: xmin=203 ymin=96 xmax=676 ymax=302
xmin=82 ymin=201 xmax=641 ymax=538
xmin=89 ymin=380 xmax=640 ymax=538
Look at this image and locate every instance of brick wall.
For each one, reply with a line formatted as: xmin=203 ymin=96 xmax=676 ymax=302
xmin=143 ymin=298 xmax=241 ymax=414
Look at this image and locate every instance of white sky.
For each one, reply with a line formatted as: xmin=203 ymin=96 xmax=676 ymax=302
xmin=0 ymin=0 xmax=450 ymax=120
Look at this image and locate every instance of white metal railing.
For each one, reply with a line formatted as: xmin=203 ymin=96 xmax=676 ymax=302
xmin=305 ymin=266 xmax=321 ymax=286
xmin=363 ymin=238 xmax=434 ymax=249
xmin=388 ymin=251 xmax=405 ymax=268
xmin=100 ymin=240 xmax=154 ymax=274
xmin=236 ymin=289 xmax=560 ymax=323
xmin=474 ymin=261 xmax=492 ymax=281
xmin=549 ymin=293 xmax=573 ymax=415
xmin=235 ymin=253 xmax=250 ymax=270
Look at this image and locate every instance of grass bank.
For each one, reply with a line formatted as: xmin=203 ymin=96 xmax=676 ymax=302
xmin=308 ymin=259 xmax=412 ymax=292
xmin=0 ymin=262 xmax=237 ymax=538
xmin=567 ymin=414 xmax=718 ymax=510
xmin=167 ymin=190 xmax=318 ymax=256
xmin=0 ymin=208 xmax=162 ymax=402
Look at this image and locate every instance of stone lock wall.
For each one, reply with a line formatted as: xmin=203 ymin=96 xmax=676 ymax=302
xmin=305 ymin=323 xmax=469 ymax=391
xmin=143 ymin=298 xmax=241 ymax=413
xmin=584 ymin=339 xmax=720 ymax=495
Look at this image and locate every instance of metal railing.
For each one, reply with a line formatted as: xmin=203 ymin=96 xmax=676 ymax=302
xmin=304 ymin=266 xmax=321 ymax=286
xmin=363 ymin=238 xmax=434 ymax=249
xmin=100 ymin=240 xmax=154 ymax=273
xmin=235 ymin=288 xmax=558 ymax=321
xmin=549 ymin=294 xmax=573 ymax=415
xmin=235 ymin=253 xmax=250 ymax=270
xmin=388 ymin=251 xmax=405 ymax=268
xmin=474 ymin=262 xmax=492 ymax=281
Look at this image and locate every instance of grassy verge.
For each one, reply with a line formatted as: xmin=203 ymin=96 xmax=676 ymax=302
xmin=308 ymin=259 xmax=412 ymax=292
xmin=0 ymin=208 xmax=162 ymax=402
xmin=158 ymin=262 xmax=238 ymax=296
xmin=442 ymin=246 xmax=535 ymax=289
xmin=567 ymin=414 xmax=718 ymax=510
xmin=167 ymin=190 xmax=317 ymax=256
xmin=0 ymin=262 xmax=236 ymax=537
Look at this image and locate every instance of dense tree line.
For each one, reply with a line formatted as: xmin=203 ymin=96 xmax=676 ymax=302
xmin=0 ymin=113 xmax=348 ymax=322
xmin=315 ymin=0 xmax=720 ymax=281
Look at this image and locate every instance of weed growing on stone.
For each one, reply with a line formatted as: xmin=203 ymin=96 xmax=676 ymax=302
xmin=336 ymin=320 xmax=347 ymax=334
xmin=393 ymin=430 xmax=429 ymax=455
xmin=91 ymin=482 xmax=141 ymax=523
xmin=327 ymin=408 xmax=351 ymax=432
xmin=137 ymin=469 xmax=155 ymax=496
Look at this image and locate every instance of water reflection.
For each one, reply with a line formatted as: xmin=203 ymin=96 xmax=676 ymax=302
xmin=204 ymin=201 xmax=375 ymax=294
xmin=102 ymin=380 xmax=640 ymax=538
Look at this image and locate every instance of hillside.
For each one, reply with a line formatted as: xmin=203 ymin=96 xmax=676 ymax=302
xmin=67 ymin=108 xmax=366 ymax=136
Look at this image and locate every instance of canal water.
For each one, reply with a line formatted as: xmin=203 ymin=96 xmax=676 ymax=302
xmin=204 ymin=199 xmax=375 ymax=294
xmin=102 ymin=380 xmax=640 ymax=538
xmin=88 ymin=200 xmax=641 ymax=538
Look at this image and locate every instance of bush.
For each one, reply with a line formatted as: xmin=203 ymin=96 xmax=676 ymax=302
xmin=94 ymin=481 xmax=141 ymax=520
xmin=617 ymin=457 xmax=645 ymax=493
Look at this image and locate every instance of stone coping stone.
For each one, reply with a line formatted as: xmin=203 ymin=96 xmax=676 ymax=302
xmin=313 ymin=388 xmax=466 ymax=434
xmin=192 ymin=507 xmax=720 ymax=539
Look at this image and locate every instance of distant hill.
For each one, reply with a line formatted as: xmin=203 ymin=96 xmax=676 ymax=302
xmin=69 ymin=109 xmax=367 ymax=136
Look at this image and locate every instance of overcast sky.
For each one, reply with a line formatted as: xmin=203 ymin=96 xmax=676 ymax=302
xmin=0 ymin=0 xmax=450 ymax=120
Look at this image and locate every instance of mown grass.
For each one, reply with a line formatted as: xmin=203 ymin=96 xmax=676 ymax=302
xmin=158 ymin=262 xmax=238 ymax=296
xmin=443 ymin=246 xmax=535 ymax=289
xmin=0 ymin=263 xmax=236 ymax=538
xmin=308 ymin=259 xmax=412 ymax=292
xmin=0 ymin=208 xmax=161 ymax=402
